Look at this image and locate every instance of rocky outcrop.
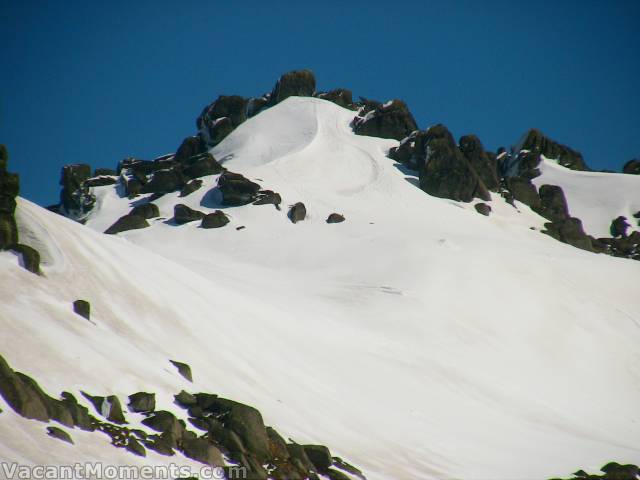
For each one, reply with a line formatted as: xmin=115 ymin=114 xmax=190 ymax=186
xmin=104 ymin=214 xmax=149 ymax=234
xmin=197 ymin=96 xmax=249 ymax=147
xmin=622 ymin=159 xmax=640 ymax=175
xmin=504 ymin=177 xmax=541 ymax=209
xmin=170 ymin=360 xmax=193 ymax=382
xmin=270 ymin=70 xmax=316 ymax=105
xmin=11 ymin=244 xmax=40 ymax=274
xmin=59 ymin=164 xmax=96 ymax=220
xmin=217 ymin=171 xmax=261 ymax=206
xmin=353 ymin=99 xmax=417 ymax=141
xmin=288 ymin=203 xmax=306 ymax=223
xmin=543 ymin=217 xmax=593 ymax=252
xmin=418 ymin=125 xmax=491 ymax=202
xmin=174 ymin=136 xmax=206 ymax=164
xmin=610 ymin=216 xmax=630 ymax=238
xmin=537 ymin=185 xmax=569 ymax=221
xmin=128 ymin=392 xmax=155 ymax=413
xmin=201 ymin=210 xmax=229 ymax=229
xmin=474 ymin=203 xmax=491 ymax=216
xmin=459 ymin=135 xmax=500 ymax=191
xmin=253 ymin=190 xmax=282 ymax=207
xmin=519 ymin=129 xmax=588 ymax=171
xmin=130 ymin=203 xmax=160 ymax=220
xmin=180 ymin=179 xmax=203 ymax=197
xmin=552 ymin=462 xmax=639 ymax=480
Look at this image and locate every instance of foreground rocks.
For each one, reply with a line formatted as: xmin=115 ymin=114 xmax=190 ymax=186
xmin=104 ymin=214 xmax=149 ymax=234
xmin=551 ymin=462 xmax=640 ymax=480
xmin=353 ymin=99 xmax=417 ymax=141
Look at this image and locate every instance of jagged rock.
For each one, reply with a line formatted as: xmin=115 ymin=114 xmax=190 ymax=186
xmin=73 ymin=300 xmax=90 ymax=320
xmin=173 ymin=204 xmax=205 ymax=225
xmin=286 ymin=443 xmax=316 ymax=472
xmin=353 ymin=99 xmax=417 ymax=141
xmin=60 ymin=392 xmax=94 ymax=431
xmin=316 ymin=88 xmax=353 ymax=108
xmin=47 ymin=426 xmax=73 ymax=444
xmin=197 ymin=95 xmax=249 ymax=146
xmin=474 ymin=203 xmax=491 ymax=216
xmin=505 ymin=177 xmax=541 ymax=209
xmin=610 ymin=216 xmax=630 ymax=238
xmin=174 ymin=390 xmax=197 ymax=407
xmin=84 ymin=176 xmax=117 ymax=187
xmin=266 ymin=427 xmax=289 ymax=460
xmin=622 ymin=159 xmax=640 ymax=175
xmin=11 ymin=244 xmax=40 ymax=274
xmin=459 ymin=135 xmax=500 ymax=191
xmin=104 ymin=214 xmax=149 ymax=234
xmin=537 ymin=185 xmax=569 ymax=221
xmin=201 ymin=210 xmax=229 ymax=229
xmin=0 ymin=214 xmax=18 ymax=249
xmin=419 ymin=125 xmax=490 ymax=202
xmin=60 ymin=164 xmax=95 ymax=218
xmin=81 ymin=392 xmax=126 ymax=424
xmin=326 ymin=213 xmax=345 ymax=223
xmin=142 ymin=411 xmax=184 ymax=436
xmin=519 ymin=129 xmax=588 ymax=171
xmin=170 ymin=360 xmax=193 ymax=382
xmin=130 ymin=203 xmax=160 ymax=220
xmin=142 ymin=169 xmax=185 ymax=194
xmin=128 ymin=392 xmax=155 ymax=413
xmin=126 ymin=437 xmax=146 ymax=457
xmin=304 ymin=445 xmax=332 ymax=472
xmin=182 ymin=437 xmax=224 ymax=466
xmin=180 ymin=179 xmax=203 ymax=197
xmin=271 ymin=70 xmax=316 ymax=105
xmin=543 ymin=217 xmax=593 ymax=252
xmin=288 ymin=203 xmax=306 ymax=223
xmin=247 ymin=96 xmax=270 ymax=118
xmin=332 ymin=457 xmax=366 ymax=480
xmin=174 ymin=136 xmax=206 ymax=163
xmin=253 ymin=190 xmax=282 ymax=207
xmin=0 ymin=355 xmax=50 ymax=421
xmin=218 ymin=171 xmax=261 ymax=206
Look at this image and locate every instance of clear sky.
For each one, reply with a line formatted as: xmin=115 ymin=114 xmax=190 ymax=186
xmin=2 ymin=0 xmax=639 ymax=206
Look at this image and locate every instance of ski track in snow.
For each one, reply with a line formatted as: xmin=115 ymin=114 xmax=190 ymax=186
xmin=1 ymin=97 xmax=640 ymax=479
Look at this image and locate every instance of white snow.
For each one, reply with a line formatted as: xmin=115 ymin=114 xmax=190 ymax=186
xmin=1 ymin=97 xmax=640 ymax=480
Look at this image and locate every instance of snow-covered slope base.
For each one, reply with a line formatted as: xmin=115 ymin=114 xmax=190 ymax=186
xmin=2 ymin=98 xmax=640 ymax=480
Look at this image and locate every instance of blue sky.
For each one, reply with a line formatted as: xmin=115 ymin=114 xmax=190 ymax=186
xmin=2 ymin=0 xmax=639 ymax=206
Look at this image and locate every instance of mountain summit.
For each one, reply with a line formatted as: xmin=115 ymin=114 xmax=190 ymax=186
xmin=1 ymin=70 xmax=639 ymax=480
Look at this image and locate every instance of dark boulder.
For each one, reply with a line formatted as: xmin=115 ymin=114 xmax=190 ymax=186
xmin=130 ymin=203 xmax=160 ymax=220
xmin=174 ymin=136 xmax=206 ymax=164
xmin=353 ymin=99 xmax=417 ymax=141
xmin=288 ymin=202 xmax=306 ymax=223
xmin=104 ymin=214 xmax=149 ymax=234
xmin=303 ymin=445 xmax=332 ymax=472
xmin=286 ymin=443 xmax=316 ymax=472
xmin=170 ymin=360 xmax=193 ymax=382
xmin=459 ymin=135 xmax=500 ymax=191
xmin=73 ymin=300 xmax=90 ymax=320
xmin=215 ymin=399 xmax=271 ymax=462
xmin=47 ymin=426 xmax=74 ymax=444
xmin=622 ymin=159 xmax=640 ymax=175
xmin=217 ymin=171 xmax=261 ymax=206
xmin=0 ymin=355 xmax=50 ymax=421
xmin=142 ymin=169 xmax=185 ymax=194
xmin=505 ymin=177 xmax=541 ymax=209
xmin=326 ymin=213 xmax=345 ymax=223
xmin=519 ymin=129 xmax=588 ymax=171
xmin=270 ymin=70 xmax=316 ymax=105
xmin=180 ymin=179 xmax=203 ymax=197
xmin=173 ymin=204 xmax=205 ymax=224
xmin=11 ymin=244 xmax=40 ymax=274
xmin=94 ymin=168 xmax=117 ymax=176
xmin=610 ymin=216 xmax=630 ymax=238
xmin=419 ymin=125 xmax=490 ymax=202
xmin=316 ymin=89 xmax=353 ymax=109
xmin=543 ymin=217 xmax=593 ymax=252
xmin=474 ymin=203 xmax=491 ymax=216
xmin=197 ymin=95 xmax=249 ymax=147
xmin=247 ymin=96 xmax=270 ymax=118
xmin=174 ymin=390 xmax=197 ymax=407
xmin=60 ymin=392 xmax=94 ymax=431
xmin=537 ymin=184 xmax=569 ymax=221
xmin=253 ymin=190 xmax=282 ymax=207
xmin=0 ymin=214 xmax=18 ymax=249
xmin=126 ymin=437 xmax=146 ymax=457
xmin=182 ymin=153 xmax=223 ymax=179
xmin=128 ymin=392 xmax=155 ymax=413
xmin=266 ymin=427 xmax=289 ymax=461
xmin=201 ymin=210 xmax=229 ymax=229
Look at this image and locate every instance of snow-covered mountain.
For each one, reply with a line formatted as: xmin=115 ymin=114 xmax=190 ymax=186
xmin=1 ymin=70 xmax=639 ymax=480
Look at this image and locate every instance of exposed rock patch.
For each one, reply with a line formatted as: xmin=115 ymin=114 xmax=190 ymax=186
xmin=173 ymin=204 xmax=205 ymax=224
xmin=170 ymin=360 xmax=193 ymax=382
xmin=474 ymin=203 xmax=491 ymax=216
xmin=47 ymin=426 xmax=74 ymax=444
xmin=104 ymin=214 xmax=149 ymax=234
xmin=217 ymin=171 xmax=261 ymax=206
xmin=353 ymin=99 xmax=417 ymax=141
xmin=130 ymin=203 xmax=160 ymax=220
xmin=288 ymin=203 xmax=306 ymax=223
xmin=270 ymin=70 xmax=316 ymax=105
xmin=201 ymin=210 xmax=229 ymax=229
xmin=73 ymin=300 xmax=90 ymax=320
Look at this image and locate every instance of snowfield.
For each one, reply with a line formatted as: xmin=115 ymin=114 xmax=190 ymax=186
xmin=1 ymin=97 xmax=639 ymax=479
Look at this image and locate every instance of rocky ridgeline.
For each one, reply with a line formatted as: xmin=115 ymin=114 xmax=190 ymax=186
xmin=551 ymin=463 xmax=640 ymax=480
xmin=49 ymin=70 xmax=639 ymax=259
xmin=0 ymin=145 xmax=41 ymax=273
xmin=0 ymin=353 xmax=365 ymax=480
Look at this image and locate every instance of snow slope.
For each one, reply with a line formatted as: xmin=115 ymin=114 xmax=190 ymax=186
xmin=2 ymin=97 xmax=640 ymax=479
xmin=534 ymin=156 xmax=640 ymax=238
